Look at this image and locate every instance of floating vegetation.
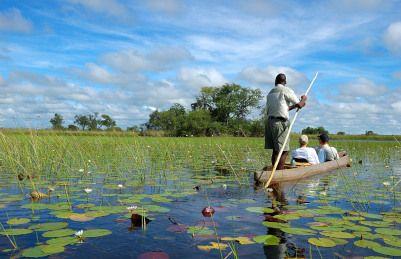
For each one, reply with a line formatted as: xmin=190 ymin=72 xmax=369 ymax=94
xmin=0 ymin=134 xmax=400 ymax=257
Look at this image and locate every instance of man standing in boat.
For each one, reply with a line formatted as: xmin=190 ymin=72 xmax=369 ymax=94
xmin=265 ymin=73 xmax=307 ymax=170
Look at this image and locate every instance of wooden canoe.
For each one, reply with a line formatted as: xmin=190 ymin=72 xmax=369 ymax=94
xmin=254 ymin=155 xmax=351 ymax=184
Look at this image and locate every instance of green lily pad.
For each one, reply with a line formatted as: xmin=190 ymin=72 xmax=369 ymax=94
xmin=1 ymin=228 xmax=33 ymax=236
xmin=246 ymin=207 xmax=274 ymax=213
xmin=262 ymin=221 xmax=290 ymax=229
xmin=281 ymin=227 xmax=316 ymax=235
xmin=308 ymin=238 xmax=336 ymax=247
xmin=7 ymin=217 xmax=31 ymax=225
xmin=253 ymin=235 xmax=280 ymax=245
xmin=320 ymin=231 xmax=355 ymax=239
xmin=273 ymin=214 xmax=300 ymax=221
xmin=21 ymin=247 xmax=48 ymax=258
xmin=46 ymin=236 xmax=78 ymax=246
xmin=360 ymin=221 xmax=390 ymax=228
xmin=83 ymin=229 xmax=112 ymax=237
xmin=372 ymin=246 xmax=401 ymax=256
xmin=187 ymin=226 xmax=214 ymax=235
xmin=354 ymin=239 xmax=381 ymax=249
xmin=39 ymin=245 xmax=65 ymax=254
xmin=375 ymin=228 xmax=401 ymax=236
xmin=42 ymin=229 xmax=75 ymax=238
xmin=383 ymin=236 xmax=401 ymax=247
xmin=29 ymin=222 xmax=68 ymax=232
xmin=329 ymin=238 xmax=348 ymax=245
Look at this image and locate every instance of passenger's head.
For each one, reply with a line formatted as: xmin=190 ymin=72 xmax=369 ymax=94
xmin=275 ymin=73 xmax=286 ymax=86
xmin=318 ymin=133 xmax=330 ymax=145
xmin=299 ymin=134 xmax=309 ymax=146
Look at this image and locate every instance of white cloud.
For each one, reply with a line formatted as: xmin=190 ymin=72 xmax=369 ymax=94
xmin=0 ymin=8 xmax=32 ymax=33
xmin=240 ymin=66 xmax=308 ymax=91
xmin=178 ymin=67 xmax=227 ymax=89
xmin=67 ymin=0 xmax=128 ymax=18
xmin=392 ymin=101 xmax=401 ymax=113
xmin=83 ymin=63 xmax=114 ymax=84
xmin=384 ymin=21 xmax=401 ymax=55
xmin=0 ymin=75 xmax=4 ymax=85
xmin=337 ymin=77 xmax=388 ymax=101
xmin=145 ymin=0 xmax=183 ymax=14
xmin=102 ymin=47 xmax=192 ymax=73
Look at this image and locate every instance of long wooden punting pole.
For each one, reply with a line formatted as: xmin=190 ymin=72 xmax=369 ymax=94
xmin=264 ymin=72 xmax=319 ymax=188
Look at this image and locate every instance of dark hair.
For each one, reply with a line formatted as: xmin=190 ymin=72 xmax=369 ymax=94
xmin=275 ymin=73 xmax=286 ymax=86
xmin=318 ymin=133 xmax=330 ymax=143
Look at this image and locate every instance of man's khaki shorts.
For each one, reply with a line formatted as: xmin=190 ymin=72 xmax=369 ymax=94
xmin=265 ymin=117 xmax=290 ymax=152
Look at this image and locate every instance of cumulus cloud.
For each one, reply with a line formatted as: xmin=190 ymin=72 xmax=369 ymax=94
xmin=178 ymin=67 xmax=227 ymax=89
xmin=337 ymin=77 xmax=388 ymax=102
xmin=102 ymin=47 xmax=192 ymax=73
xmin=0 ymin=8 xmax=32 ymax=33
xmin=384 ymin=21 xmax=401 ymax=55
xmin=240 ymin=66 xmax=308 ymax=91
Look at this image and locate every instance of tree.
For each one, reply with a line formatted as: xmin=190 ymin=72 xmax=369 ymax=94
xmin=184 ymin=110 xmax=212 ymax=136
xmin=100 ymin=114 xmax=116 ymax=130
xmin=302 ymin=126 xmax=328 ymax=135
xmin=193 ymin=84 xmax=262 ymax=124
xmin=67 ymin=124 xmax=79 ymax=131
xmin=74 ymin=114 xmax=90 ymax=130
xmin=365 ymin=130 xmax=377 ymax=136
xmin=337 ymin=131 xmax=346 ymax=135
xmin=50 ymin=113 xmax=64 ymax=130
xmin=87 ymin=112 xmax=101 ymax=131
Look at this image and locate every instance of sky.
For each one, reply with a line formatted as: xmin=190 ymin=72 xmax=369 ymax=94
xmin=0 ymin=0 xmax=401 ymax=134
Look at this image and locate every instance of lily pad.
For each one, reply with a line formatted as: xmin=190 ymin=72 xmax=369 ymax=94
xmin=246 ymin=207 xmax=274 ymax=213
xmin=262 ymin=221 xmax=290 ymax=229
xmin=187 ymin=226 xmax=214 ymax=235
xmin=383 ymin=236 xmax=401 ymax=247
xmin=372 ymin=246 xmax=401 ymax=256
xmin=69 ymin=213 xmax=95 ymax=222
xmin=197 ymin=242 xmax=228 ymax=251
xmin=42 ymin=229 xmax=75 ymax=238
xmin=320 ymin=231 xmax=355 ymax=239
xmin=354 ymin=240 xmax=382 ymax=249
xmin=7 ymin=217 xmax=31 ymax=225
xmin=46 ymin=236 xmax=78 ymax=246
xmin=308 ymin=237 xmax=336 ymax=247
xmin=83 ymin=229 xmax=112 ymax=237
xmin=29 ymin=222 xmax=68 ymax=231
xmin=375 ymin=228 xmax=401 ymax=236
xmin=0 ymin=228 xmax=33 ymax=236
xmin=273 ymin=214 xmax=300 ymax=221
xmin=253 ymin=235 xmax=280 ymax=245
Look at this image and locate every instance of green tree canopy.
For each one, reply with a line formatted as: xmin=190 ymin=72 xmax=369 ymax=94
xmin=50 ymin=113 xmax=64 ymax=130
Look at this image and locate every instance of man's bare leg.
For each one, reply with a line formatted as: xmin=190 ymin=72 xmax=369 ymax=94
xmin=278 ymin=151 xmax=288 ymax=170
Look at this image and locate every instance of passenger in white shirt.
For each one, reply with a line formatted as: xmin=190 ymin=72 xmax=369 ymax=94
xmin=291 ymin=135 xmax=320 ymax=165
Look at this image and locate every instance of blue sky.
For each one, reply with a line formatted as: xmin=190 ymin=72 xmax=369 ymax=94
xmin=0 ymin=0 xmax=401 ymax=134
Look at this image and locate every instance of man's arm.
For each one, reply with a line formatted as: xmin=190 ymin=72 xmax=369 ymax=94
xmin=289 ymin=95 xmax=307 ymax=111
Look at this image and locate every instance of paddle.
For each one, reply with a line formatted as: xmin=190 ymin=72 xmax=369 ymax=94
xmin=264 ymin=72 xmax=319 ymax=189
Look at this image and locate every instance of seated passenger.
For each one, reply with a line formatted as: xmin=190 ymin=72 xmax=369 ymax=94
xmin=291 ymin=135 xmax=319 ymax=165
xmin=316 ymin=133 xmax=339 ymax=163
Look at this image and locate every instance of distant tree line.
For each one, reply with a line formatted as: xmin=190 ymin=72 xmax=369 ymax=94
xmin=144 ymin=84 xmax=264 ymax=136
xmin=50 ymin=112 xmax=121 ymax=131
xmin=50 ymin=83 xmax=378 ymax=137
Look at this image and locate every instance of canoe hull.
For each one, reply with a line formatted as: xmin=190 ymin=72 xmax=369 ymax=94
xmin=254 ymin=155 xmax=351 ymax=184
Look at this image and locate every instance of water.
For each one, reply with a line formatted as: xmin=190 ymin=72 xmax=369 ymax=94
xmin=0 ymin=143 xmax=400 ymax=258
